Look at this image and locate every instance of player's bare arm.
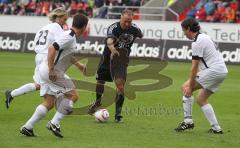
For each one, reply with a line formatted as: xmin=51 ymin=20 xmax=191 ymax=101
xmin=48 ymin=45 xmax=57 ymax=81
xmin=71 ymin=56 xmax=87 ymax=75
xmin=184 ymin=59 xmax=199 ymax=97
xmin=107 ymin=38 xmax=119 ymax=59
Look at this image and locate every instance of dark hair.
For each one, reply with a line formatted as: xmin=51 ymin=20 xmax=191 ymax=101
xmin=72 ymin=14 xmax=89 ymax=29
xmin=181 ymin=18 xmax=200 ymax=33
xmin=121 ymin=9 xmax=133 ymax=16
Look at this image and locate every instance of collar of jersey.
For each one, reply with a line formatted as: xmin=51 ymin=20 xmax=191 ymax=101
xmin=56 ymin=22 xmax=63 ymax=29
xmin=193 ymin=32 xmax=201 ymax=42
xmin=70 ymin=28 xmax=76 ymax=35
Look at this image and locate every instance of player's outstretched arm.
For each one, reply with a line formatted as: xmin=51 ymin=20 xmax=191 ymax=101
xmin=107 ymin=38 xmax=119 ymax=59
xmin=71 ymin=56 xmax=87 ymax=75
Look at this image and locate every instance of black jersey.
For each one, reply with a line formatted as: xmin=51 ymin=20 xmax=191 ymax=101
xmin=103 ymin=22 xmax=143 ymax=57
xmin=96 ymin=22 xmax=143 ymax=82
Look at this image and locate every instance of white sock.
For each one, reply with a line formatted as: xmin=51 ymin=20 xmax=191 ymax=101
xmin=183 ymin=96 xmax=194 ymax=123
xmin=51 ymin=111 xmax=66 ymax=125
xmin=24 ymin=104 xmax=48 ymax=129
xmin=11 ymin=83 xmax=36 ymax=97
xmin=201 ymin=104 xmax=221 ymax=131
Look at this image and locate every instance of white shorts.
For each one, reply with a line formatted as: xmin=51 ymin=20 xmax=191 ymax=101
xmin=33 ymin=54 xmax=47 ymax=84
xmin=196 ymin=69 xmax=227 ymax=92
xmin=39 ymin=62 xmax=75 ymax=97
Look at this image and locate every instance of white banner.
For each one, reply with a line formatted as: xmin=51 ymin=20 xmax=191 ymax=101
xmin=0 ymin=16 xmax=239 ymax=43
xmin=89 ymin=19 xmax=240 ymax=43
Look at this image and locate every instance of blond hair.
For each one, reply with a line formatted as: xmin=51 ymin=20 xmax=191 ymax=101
xmin=48 ymin=7 xmax=68 ymax=22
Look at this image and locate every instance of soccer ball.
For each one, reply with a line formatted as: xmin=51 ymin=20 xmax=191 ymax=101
xmin=94 ymin=109 xmax=110 ymax=123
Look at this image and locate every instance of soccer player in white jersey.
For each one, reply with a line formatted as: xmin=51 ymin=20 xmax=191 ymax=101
xmin=4 ymin=7 xmax=67 ymax=108
xmin=175 ymin=18 xmax=228 ymax=134
xmin=20 ymin=14 xmax=89 ymax=138
xmin=4 ymin=7 xmax=85 ymax=108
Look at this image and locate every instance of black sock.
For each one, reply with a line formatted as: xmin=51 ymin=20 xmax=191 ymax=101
xmin=96 ymin=93 xmax=102 ymax=103
xmin=115 ymin=93 xmax=124 ymax=117
xmin=95 ymin=81 xmax=105 ymax=103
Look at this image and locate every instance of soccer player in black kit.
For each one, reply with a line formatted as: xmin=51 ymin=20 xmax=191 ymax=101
xmin=88 ymin=9 xmax=143 ymax=122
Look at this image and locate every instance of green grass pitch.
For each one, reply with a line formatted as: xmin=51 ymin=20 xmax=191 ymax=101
xmin=0 ymin=52 xmax=239 ymax=148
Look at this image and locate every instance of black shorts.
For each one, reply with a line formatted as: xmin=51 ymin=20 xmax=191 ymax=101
xmin=96 ymin=48 xmax=129 ymax=82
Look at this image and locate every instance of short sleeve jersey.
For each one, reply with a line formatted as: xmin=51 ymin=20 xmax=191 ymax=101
xmin=103 ymin=22 xmax=143 ymax=57
xmin=34 ymin=23 xmax=64 ymax=54
xmin=192 ymin=33 xmax=228 ymax=73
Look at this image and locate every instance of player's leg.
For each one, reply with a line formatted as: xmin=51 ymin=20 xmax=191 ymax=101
xmin=196 ymin=70 xmax=226 ymax=134
xmin=175 ymin=79 xmax=202 ymax=132
xmin=197 ymin=89 xmax=223 ymax=134
xmin=88 ymin=80 xmax=105 ymax=114
xmin=88 ymin=58 xmax=112 ymax=114
xmin=20 ymin=94 xmax=55 ymax=137
xmin=110 ymin=48 xmax=129 ymax=122
xmin=5 ymin=83 xmax=40 ymax=109
xmin=114 ymin=78 xmax=126 ymax=122
xmin=47 ymin=89 xmax=79 ymax=138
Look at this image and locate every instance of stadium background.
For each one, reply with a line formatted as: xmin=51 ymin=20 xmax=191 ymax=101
xmin=0 ymin=0 xmax=240 ymax=148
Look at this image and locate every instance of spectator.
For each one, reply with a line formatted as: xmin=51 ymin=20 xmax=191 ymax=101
xmin=0 ymin=0 xmax=143 ymax=18
xmin=70 ymin=0 xmax=78 ymax=15
xmin=94 ymin=0 xmax=104 ymax=8
xmin=186 ymin=0 xmax=239 ymax=23
xmin=3 ymin=3 xmax=11 ymax=14
xmin=223 ymin=6 xmax=236 ymax=23
xmin=41 ymin=0 xmax=50 ymax=16
xmin=230 ymin=0 xmax=238 ymax=11
xmin=25 ymin=0 xmax=36 ymax=15
xmin=187 ymin=6 xmax=197 ymax=18
xmin=132 ymin=8 xmax=140 ymax=19
xmin=1 ymin=0 xmax=9 ymax=4
xmin=204 ymin=0 xmax=215 ymax=15
xmin=18 ymin=2 xmax=26 ymax=15
xmin=195 ymin=5 xmax=207 ymax=22
xmin=206 ymin=4 xmax=225 ymax=22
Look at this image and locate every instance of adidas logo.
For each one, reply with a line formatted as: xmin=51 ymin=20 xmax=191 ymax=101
xmin=167 ymin=46 xmax=192 ymax=60
xmin=26 ymin=40 xmax=35 ymax=51
xmin=130 ymin=43 xmax=160 ymax=58
xmin=0 ymin=36 xmax=21 ymax=50
xmin=75 ymin=41 xmax=160 ymax=58
xmin=221 ymin=48 xmax=240 ymax=62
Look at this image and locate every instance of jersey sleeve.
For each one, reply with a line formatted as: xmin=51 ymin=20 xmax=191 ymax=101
xmin=133 ymin=24 xmax=143 ymax=38
xmin=52 ymin=33 xmax=72 ymax=51
xmin=106 ymin=23 xmax=118 ymax=42
xmin=192 ymin=41 xmax=203 ymax=60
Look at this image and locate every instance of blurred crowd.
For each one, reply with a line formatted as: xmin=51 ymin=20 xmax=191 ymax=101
xmin=0 ymin=0 xmax=144 ymax=18
xmin=187 ymin=0 xmax=240 ymax=23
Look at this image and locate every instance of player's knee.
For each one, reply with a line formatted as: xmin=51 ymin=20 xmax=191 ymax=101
xmin=71 ymin=90 xmax=79 ymax=102
xmin=64 ymin=90 xmax=79 ymax=102
xmin=181 ymin=84 xmax=187 ymax=92
xmin=116 ymin=84 xmax=124 ymax=93
xmin=58 ymin=99 xmax=74 ymax=115
xmin=196 ymin=96 xmax=206 ymax=107
xmin=72 ymin=92 xmax=79 ymax=102
xmin=42 ymin=98 xmax=55 ymax=110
